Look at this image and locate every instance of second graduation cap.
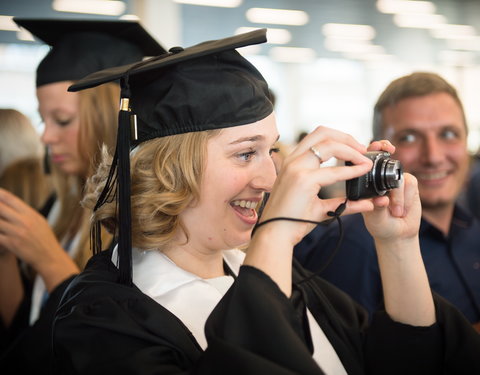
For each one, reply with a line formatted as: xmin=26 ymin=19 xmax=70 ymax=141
xmin=14 ymin=18 xmax=166 ymax=87
xmin=69 ymin=29 xmax=273 ymax=285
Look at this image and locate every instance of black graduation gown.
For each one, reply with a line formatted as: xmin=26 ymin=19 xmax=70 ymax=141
xmin=0 ymin=193 xmax=71 ymax=375
xmin=0 ymin=276 xmax=75 ymax=375
xmin=53 ymin=249 xmax=480 ymax=375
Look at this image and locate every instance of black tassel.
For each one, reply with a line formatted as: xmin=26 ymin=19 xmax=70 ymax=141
xmin=116 ymin=102 xmax=133 ymax=285
xmin=89 ymin=76 xmax=133 ymax=285
xmin=91 ymin=143 xmax=118 ymax=255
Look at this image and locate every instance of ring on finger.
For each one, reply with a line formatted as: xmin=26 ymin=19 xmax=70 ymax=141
xmin=310 ymin=146 xmax=323 ymax=164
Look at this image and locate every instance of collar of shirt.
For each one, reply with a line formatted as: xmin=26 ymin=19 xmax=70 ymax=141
xmin=111 ymin=246 xmax=245 ymax=349
xmin=111 ymin=246 xmax=244 ymax=296
xmin=420 ymin=203 xmax=474 ymax=238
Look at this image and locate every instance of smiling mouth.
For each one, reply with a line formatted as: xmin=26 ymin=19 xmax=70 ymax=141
xmin=416 ymin=171 xmax=449 ymax=180
xmin=231 ymin=200 xmax=259 ymax=217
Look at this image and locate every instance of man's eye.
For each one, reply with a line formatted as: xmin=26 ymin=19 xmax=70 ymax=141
xmin=442 ymin=129 xmax=458 ymax=140
xmin=398 ymin=133 xmax=416 ymax=144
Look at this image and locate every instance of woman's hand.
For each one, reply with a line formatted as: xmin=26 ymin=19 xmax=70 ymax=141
xmin=0 ymin=188 xmax=79 ymax=292
xmin=359 ymin=142 xmax=434 ymax=326
xmin=257 ymin=126 xmax=376 ymax=246
xmin=361 ymin=140 xmax=422 ymax=244
xmin=246 ymin=126 xmax=379 ymax=297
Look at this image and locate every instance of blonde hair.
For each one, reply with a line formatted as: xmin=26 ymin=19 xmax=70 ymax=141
xmin=50 ymin=83 xmax=119 ymax=268
xmin=0 ymin=109 xmax=43 ymax=175
xmin=0 ymin=157 xmax=52 ymax=211
xmin=83 ymin=130 xmax=220 ymax=250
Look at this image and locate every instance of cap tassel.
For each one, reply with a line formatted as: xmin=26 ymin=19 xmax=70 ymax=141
xmin=116 ymin=96 xmax=133 ymax=285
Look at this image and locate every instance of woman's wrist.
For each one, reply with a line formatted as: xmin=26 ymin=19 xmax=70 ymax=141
xmin=374 ymin=235 xmax=420 ymax=260
xmin=35 ymin=249 xmax=79 ymax=292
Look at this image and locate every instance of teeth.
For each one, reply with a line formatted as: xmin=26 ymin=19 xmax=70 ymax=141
xmin=232 ymin=200 xmax=258 ymax=209
xmin=416 ymin=171 xmax=448 ymax=180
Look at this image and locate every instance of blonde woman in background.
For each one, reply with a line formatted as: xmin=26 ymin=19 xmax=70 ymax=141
xmin=0 ymin=109 xmax=52 ymax=212
xmin=0 ymin=19 xmax=165 ymax=374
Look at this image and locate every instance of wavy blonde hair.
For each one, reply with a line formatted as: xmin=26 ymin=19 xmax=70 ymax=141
xmin=50 ymin=83 xmax=119 ymax=268
xmin=83 ymin=129 xmax=220 ymax=250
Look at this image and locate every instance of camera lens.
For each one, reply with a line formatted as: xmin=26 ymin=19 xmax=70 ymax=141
xmin=345 ymin=151 xmax=403 ymax=200
xmin=371 ymin=153 xmax=403 ymax=195
xmin=381 ymin=158 xmax=402 ymax=190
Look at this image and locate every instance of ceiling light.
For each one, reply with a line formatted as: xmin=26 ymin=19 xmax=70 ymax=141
xmin=174 ymin=0 xmax=241 ymax=7
xmin=269 ymin=46 xmax=315 ymax=63
xmin=17 ymin=28 xmax=34 ymax=41
xmin=377 ymin=0 xmax=436 ymax=14
xmin=120 ymin=14 xmax=140 ymax=21
xmin=0 ymin=15 xmax=19 ymax=31
xmin=446 ymin=37 xmax=480 ymax=51
xmin=236 ymin=27 xmax=291 ymax=44
xmin=393 ymin=13 xmax=446 ymax=29
xmin=343 ymin=52 xmax=394 ymax=62
xmin=246 ymin=8 xmax=309 ymax=26
xmin=237 ymin=44 xmax=261 ymax=56
xmin=52 ymin=0 xmax=126 ymax=16
xmin=324 ymin=38 xmax=385 ymax=54
xmin=322 ymin=23 xmax=376 ymax=40
xmin=430 ymin=24 xmax=476 ymax=39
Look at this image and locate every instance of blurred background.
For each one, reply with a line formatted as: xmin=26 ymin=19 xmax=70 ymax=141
xmin=2 ymin=0 xmax=480 ymax=151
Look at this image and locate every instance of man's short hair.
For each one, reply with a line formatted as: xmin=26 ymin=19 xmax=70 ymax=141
xmin=372 ymin=72 xmax=467 ymax=140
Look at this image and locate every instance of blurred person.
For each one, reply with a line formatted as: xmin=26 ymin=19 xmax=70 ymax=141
xmin=0 ymin=108 xmax=52 ymax=212
xmin=0 ymin=19 xmax=165 ymax=374
xmin=458 ymin=151 xmax=480 ymax=220
xmin=52 ymin=30 xmax=480 ymax=375
xmin=0 ymin=108 xmax=44 ymax=176
xmin=0 ymin=109 xmax=53 ymax=343
xmin=299 ymin=72 xmax=480 ymax=332
xmin=0 ymin=158 xmax=52 ymax=214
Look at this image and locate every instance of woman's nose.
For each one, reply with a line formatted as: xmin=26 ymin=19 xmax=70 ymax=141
xmin=40 ymin=122 xmax=58 ymax=145
xmin=251 ymin=157 xmax=277 ymax=192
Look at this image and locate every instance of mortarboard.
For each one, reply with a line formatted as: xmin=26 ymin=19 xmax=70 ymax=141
xmin=69 ymin=28 xmax=273 ymax=285
xmin=13 ymin=18 xmax=166 ymax=87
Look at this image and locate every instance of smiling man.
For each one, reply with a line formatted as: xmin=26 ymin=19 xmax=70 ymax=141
xmin=297 ymin=72 xmax=480 ymax=330
xmin=375 ymin=73 xmax=470 ymax=236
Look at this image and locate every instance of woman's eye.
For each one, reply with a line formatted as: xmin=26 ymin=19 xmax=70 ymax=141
xmin=269 ymin=147 xmax=280 ymax=156
xmin=57 ymin=119 xmax=72 ymax=127
xmin=238 ymin=151 xmax=256 ymax=161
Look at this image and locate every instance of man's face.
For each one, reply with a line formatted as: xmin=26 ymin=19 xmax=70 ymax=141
xmin=382 ymin=92 xmax=469 ymax=210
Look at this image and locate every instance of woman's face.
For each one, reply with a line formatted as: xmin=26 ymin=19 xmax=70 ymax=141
xmin=37 ymin=81 xmax=86 ymax=177
xmin=179 ymin=112 xmax=279 ymax=251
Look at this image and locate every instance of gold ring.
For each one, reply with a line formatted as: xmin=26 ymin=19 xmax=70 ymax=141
xmin=310 ymin=146 xmax=323 ymax=163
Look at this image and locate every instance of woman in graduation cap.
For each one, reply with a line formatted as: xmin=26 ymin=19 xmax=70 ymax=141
xmin=54 ymin=30 xmax=480 ymax=374
xmin=0 ymin=19 xmax=165 ymax=374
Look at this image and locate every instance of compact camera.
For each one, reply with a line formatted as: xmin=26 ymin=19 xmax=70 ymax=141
xmin=346 ymin=151 xmax=403 ymax=200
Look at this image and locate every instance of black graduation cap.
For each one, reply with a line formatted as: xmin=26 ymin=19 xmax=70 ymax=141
xmin=69 ymin=28 xmax=272 ymax=285
xmin=13 ymin=18 xmax=166 ymax=87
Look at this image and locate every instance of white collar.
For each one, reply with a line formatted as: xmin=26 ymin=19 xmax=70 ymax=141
xmin=111 ymin=246 xmax=244 ymax=296
xmin=111 ymin=246 xmax=244 ymax=349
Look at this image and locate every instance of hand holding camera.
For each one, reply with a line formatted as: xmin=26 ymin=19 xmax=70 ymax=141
xmin=346 ymin=151 xmax=403 ymax=200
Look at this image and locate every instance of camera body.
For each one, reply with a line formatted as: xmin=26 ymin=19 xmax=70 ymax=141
xmin=346 ymin=151 xmax=403 ymax=200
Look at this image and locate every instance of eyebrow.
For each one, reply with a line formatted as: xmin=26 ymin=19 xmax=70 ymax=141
xmin=229 ymin=134 xmax=280 ymax=145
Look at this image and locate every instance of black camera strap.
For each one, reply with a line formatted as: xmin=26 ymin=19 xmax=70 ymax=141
xmin=251 ymin=198 xmax=348 ymax=284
